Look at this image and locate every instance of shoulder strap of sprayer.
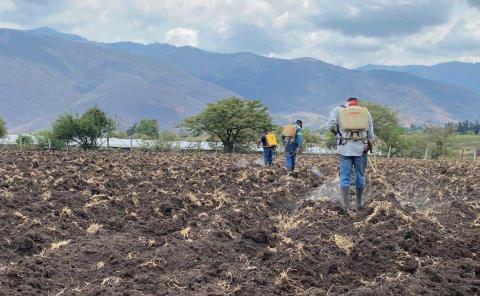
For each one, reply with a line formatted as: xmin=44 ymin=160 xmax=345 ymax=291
xmin=337 ymin=105 xmax=346 ymax=145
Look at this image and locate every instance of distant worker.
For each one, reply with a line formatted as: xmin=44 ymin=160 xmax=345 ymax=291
xmin=257 ymin=130 xmax=277 ymax=166
xmin=281 ymin=120 xmax=304 ymax=174
xmin=327 ymin=98 xmax=374 ymax=210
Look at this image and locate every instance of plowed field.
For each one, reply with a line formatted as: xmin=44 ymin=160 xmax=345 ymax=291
xmin=0 ymin=149 xmax=478 ymax=295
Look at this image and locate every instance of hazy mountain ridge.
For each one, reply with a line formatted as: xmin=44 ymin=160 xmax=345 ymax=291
xmin=358 ymin=62 xmax=480 ymax=94
xmin=106 ymin=41 xmax=480 ymax=125
xmin=1 ymin=27 xmax=479 ymax=132
xmin=0 ymin=28 xmax=237 ymax=132
xmin=27 ymin=27 xmax=89 ymax=43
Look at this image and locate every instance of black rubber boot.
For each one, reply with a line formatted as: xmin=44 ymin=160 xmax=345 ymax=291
xmin=341 ymin=187 xmax=350 ymax=210
xmin=356 ymin=187 xmax=364 ymax=210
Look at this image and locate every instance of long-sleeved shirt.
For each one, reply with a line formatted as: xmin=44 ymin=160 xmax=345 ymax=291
xmin=326 ymin=106 xmax=374 ymax=156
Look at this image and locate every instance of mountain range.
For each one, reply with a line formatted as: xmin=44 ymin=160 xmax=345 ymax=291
xmin=1 ymin=27 xmax=480 ymax=133
xmin=358 ymin=62 xmax=480 ymax=94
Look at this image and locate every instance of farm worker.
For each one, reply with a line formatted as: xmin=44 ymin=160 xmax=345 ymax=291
xmin=257 ymin=130 xmax=275 ymax=166
xmin=281 ymin=120 xmax=304 ymax=173
xmin=326 ymin=98 xmax=374 ymax=210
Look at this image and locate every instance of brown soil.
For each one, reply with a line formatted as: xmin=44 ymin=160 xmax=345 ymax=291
xmin=0 ymin=149 xmax=478 ymax=295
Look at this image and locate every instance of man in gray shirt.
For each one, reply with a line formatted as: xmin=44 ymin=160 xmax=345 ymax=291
xmin=326 ymin=97 xmax=375 ymax=210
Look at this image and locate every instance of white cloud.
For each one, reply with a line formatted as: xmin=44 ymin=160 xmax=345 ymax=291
xmin=0 ymin=0 xmax=14 ymax=12
xmin=0 ymin=21 xmax=22 ymax=29
xmin=438 ymin=22 xmax=480 ymax=50
xmin=165 ymin=27 xmax=199 ymax=47
xmin=0 ymin=0 xmax=479 ymax=66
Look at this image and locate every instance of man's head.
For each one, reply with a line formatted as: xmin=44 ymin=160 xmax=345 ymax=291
xmin=347 ymin=97 xmax=359 ymax=106
xmin=296 ymin=119 xmax=303 ymax=128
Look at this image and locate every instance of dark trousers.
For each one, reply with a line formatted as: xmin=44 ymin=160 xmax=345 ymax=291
xmin=263 ymin=147 xmax=273 ymax=165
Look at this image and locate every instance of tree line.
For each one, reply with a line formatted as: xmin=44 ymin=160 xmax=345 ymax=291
xmin=0 ymin=107 xmax=179 ymax=150
xmin=0 ymin=97 xmax=478 ymax=157
xmin=446 ymin=120 xmax=480 ymax=135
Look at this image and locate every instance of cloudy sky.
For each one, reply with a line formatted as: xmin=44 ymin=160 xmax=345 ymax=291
xmin=0 ymin=0 xmax=479 ymax=68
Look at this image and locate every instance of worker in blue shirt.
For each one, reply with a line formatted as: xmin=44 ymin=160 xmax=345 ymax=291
xmin=282 ymin=120 xmax=303 ymax=174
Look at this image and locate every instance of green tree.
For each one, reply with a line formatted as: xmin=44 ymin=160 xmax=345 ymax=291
xmin=401 ymin=134 xmax=429 ymax=159
xmin=15 ymin=135 xmax=34 ymax=147
xmin=363 ymin=102 xmax=405 ymax=153
xmin=52 ymin=107 xmax=115 ymax=150
xmin=426 ymin=126 xmax=455 ymax=159
xmin=0 ymin=118 xmax=6 ymax=138
xmin=106 ymin=130 xmax=128 ymax=139
xmin=52 ymin=113 xmax=78 ymax=145
xmin=33 ymin=130 xmax=65 ymax=150
xmin=302 ymin=128 xmax=322 ymax=144
xmin=325 ymin=131 xmax=337 ymax=150
xmin=182 ymin=97 xmax=273 ymax=152
xmin=134 ymin=119 xmax=159 ymax=139
xmin=158 ymin=130 xmax=178 ymax=141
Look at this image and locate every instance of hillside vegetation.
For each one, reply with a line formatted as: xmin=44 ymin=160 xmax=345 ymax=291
xmin=2 ymin=27 xmax=480 ymax=132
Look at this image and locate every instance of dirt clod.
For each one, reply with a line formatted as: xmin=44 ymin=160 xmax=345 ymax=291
xmin=0 ymin=150 xmax=478 ymax=295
